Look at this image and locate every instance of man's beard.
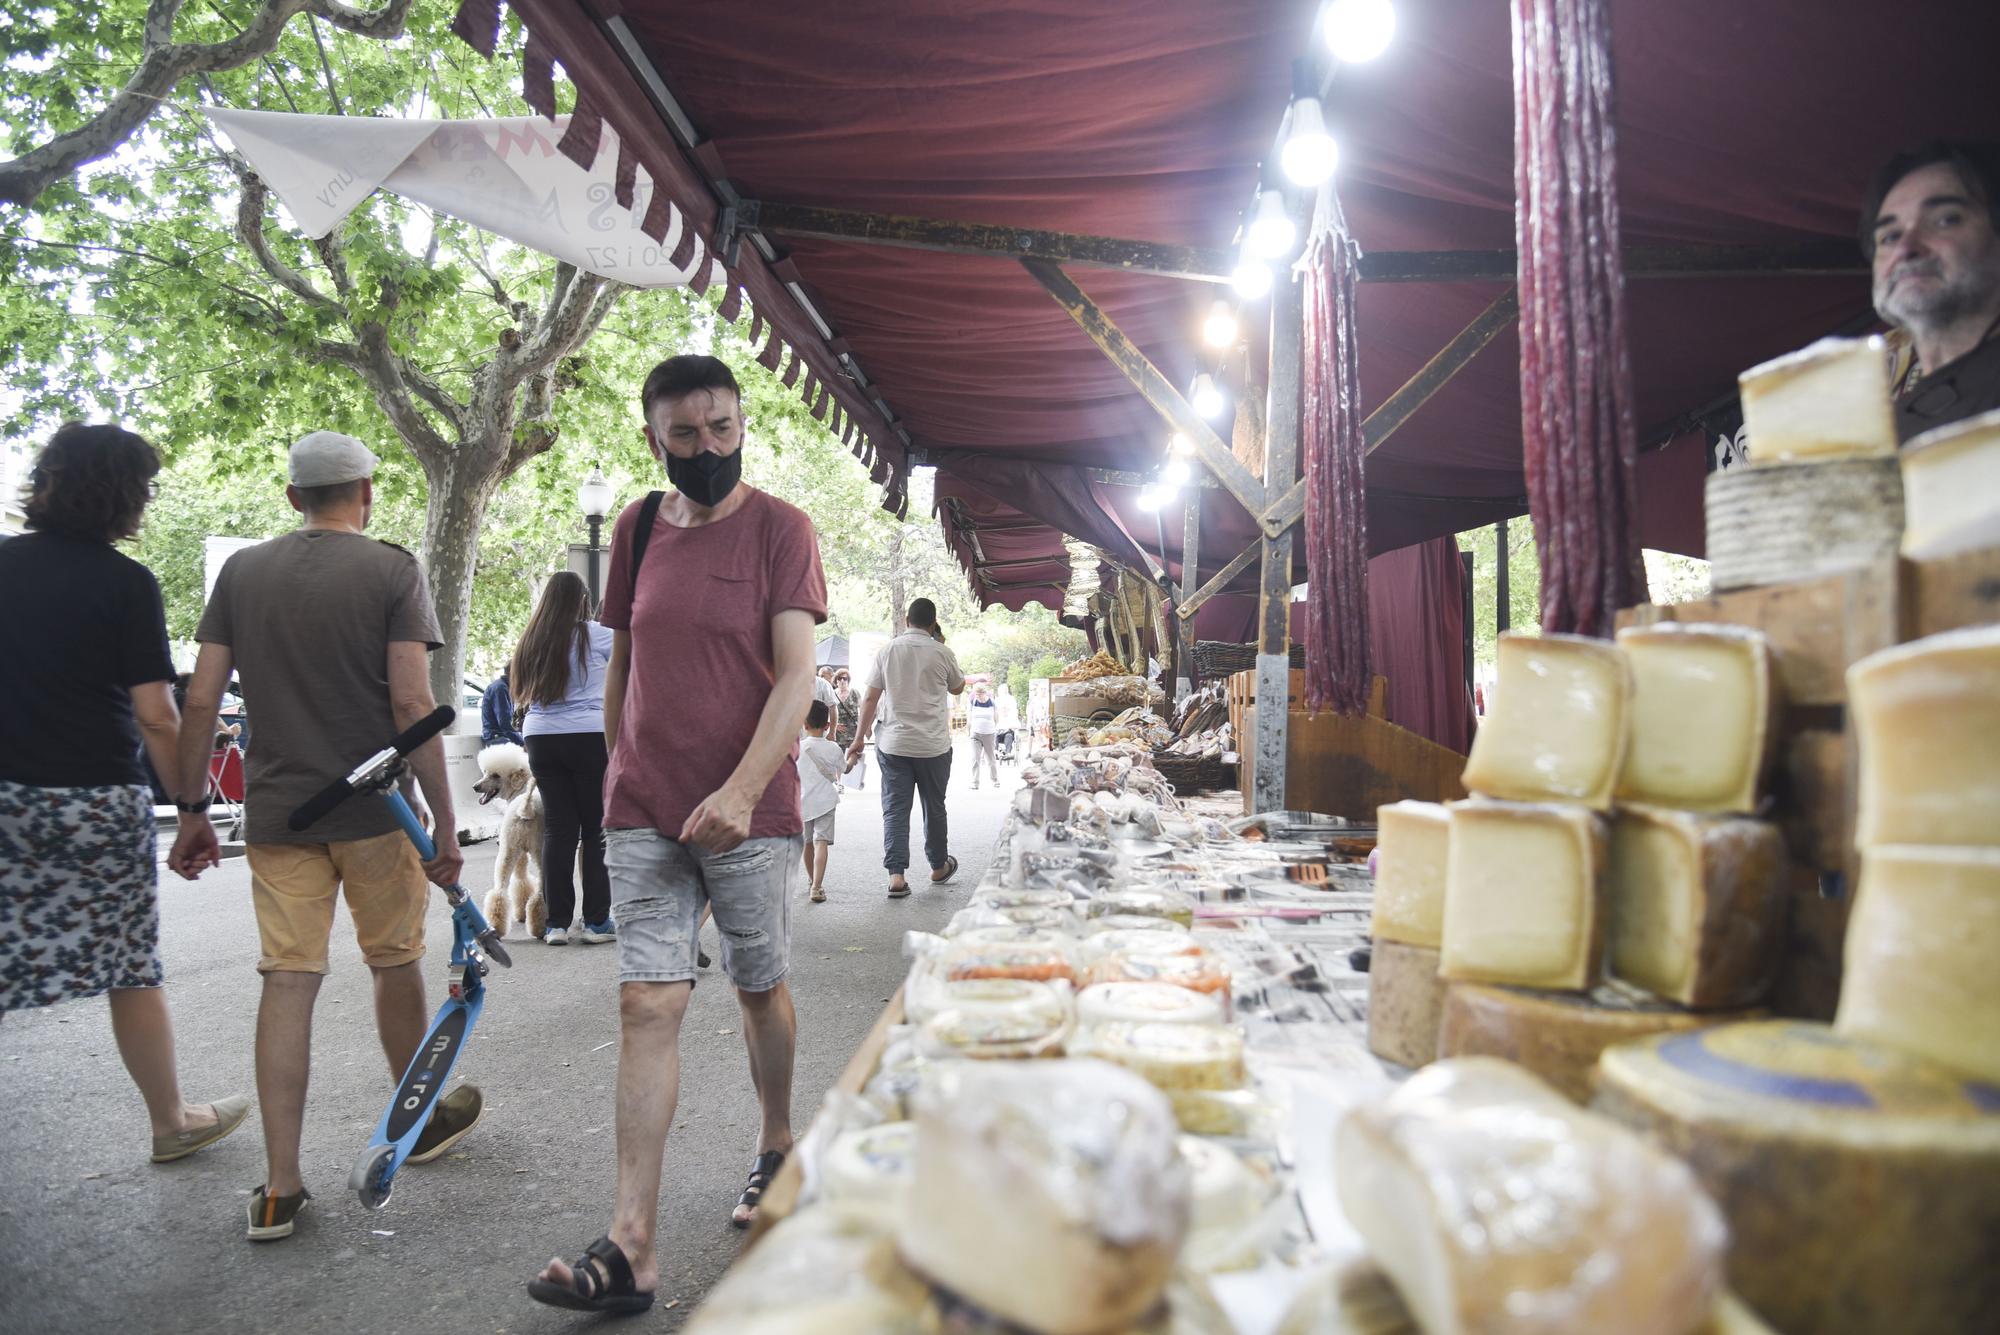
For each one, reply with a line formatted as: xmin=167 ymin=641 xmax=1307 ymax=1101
xmin=1876 ymin=248 xmax=2000 ymax=334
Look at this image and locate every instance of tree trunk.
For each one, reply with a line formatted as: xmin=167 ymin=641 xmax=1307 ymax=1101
xmin=419 ymin=445 xmax=504 ymax=719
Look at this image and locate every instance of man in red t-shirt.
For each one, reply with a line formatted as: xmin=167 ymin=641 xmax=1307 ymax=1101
xmin=530 ymin=356 xmax=826 ymax=1316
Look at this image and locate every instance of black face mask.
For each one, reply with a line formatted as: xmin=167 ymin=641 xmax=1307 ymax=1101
xmin=664 ymin=447 xmax=742 ymax=508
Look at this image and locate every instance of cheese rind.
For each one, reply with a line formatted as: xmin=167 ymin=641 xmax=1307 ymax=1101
xmin=1460 ymin=633 xmax=1632 ymax=809
xmin=1441 ymin=801 xmax=1608 ymax=991
xmin=1437 ymin=982 xmax=1759 ymax=1103
xmin=1835 ymin=845 xmax=2000 ymax=1083
xmin=1593 ymin=1021 xmax=2000 ymax=1335
xmin=1607 ymin=806 xmax=1787 ymax=1007
xmin=1738 ymin=335 xmax=1897 ymax=463
xmin=1848 ymin=624 xmax=2000 ymax=847
xmin=1614 ymin=624 xmax=1776 ymax=813
xmin=1900 ymin=408 xmax=2000 ymax=555
xmin=1335 ymin=1058 xmax=1726 ymax=1335
xmin=1371 ymin=801 xmax=1450 ymax=947
xmin=1366 ymin=940 xmax=1447 ymax=1069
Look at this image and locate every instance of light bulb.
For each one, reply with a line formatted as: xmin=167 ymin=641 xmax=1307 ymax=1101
xmin=1169 ymin=432 xmax=1194 ymax=456
xmin=1246 ymin=190 xmax=1298 ymax=260
xmin=1201 ymin=299 xmax=1240 ymax=348
xmin=1280 ymin=97 xmax=1340 ymax=186
xmin=1162 ymin=458 xmax=1192 ymax=488
xmin=1230 ymin=254 xmax=1273 ymax=299
xmin=1324 ymin=0 xmax=1395 ymax=63
xmin=1190 ymin=374 xmax=1225 ymax=419
xmin=1136 ymin=486 xmax=1163 ymax=513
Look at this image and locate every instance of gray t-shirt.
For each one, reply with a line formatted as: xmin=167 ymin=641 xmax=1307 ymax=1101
xmin=196 ymin=529 xmax=442 ymax=844
xmin=869 ymin=629 xmax=964 ymax=758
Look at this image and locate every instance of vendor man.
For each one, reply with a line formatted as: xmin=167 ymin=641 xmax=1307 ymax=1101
xmin=1863 ymin=140 xmax=2000 ymax=440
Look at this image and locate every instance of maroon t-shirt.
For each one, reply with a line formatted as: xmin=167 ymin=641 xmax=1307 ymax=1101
xmin=598 ymin=487 xmax=828 ymax=838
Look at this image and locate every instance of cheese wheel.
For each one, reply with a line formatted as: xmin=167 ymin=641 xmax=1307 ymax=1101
xmin=822 ymin=1120 xmax=917 ymax=1208
xmin=1366 ymin=940 xmax=1446 ymax=1069
xmin=1336 ymin=1058 xmax=1726 ymax=1335
xmin=904 ymin=975 xmax=1069 ymax=1029
xmin=1437 ymin=982 xmax=1759 ymax=1103
xmin=1441 ymin=801 xmax=1608 ymax=991
xmin=1593 ymin=1021 xmax=2000 ymax=1335
xmin=1607 ymin=807 xmax=1786 ymax=1008
xmin=919 ymin=1002 xmax=1069 ymax=1061
xmin=1078 ymin=981 xmax=1224 ymax=1028
xmin=1737 ymin=334 xmax=1897 ymax=463
xmin=1070 ymin=1021 xmax=1246 ymax=1092
xmin=1614 ymin=625 xmax=1776 ymax=814
xmin=1371 ymin=801 xmax=1450 ymax=947
xmin=1461 ymin=633 xmax=1632 ymax=809
xmin=1901 ymin=408 xmax=2000 ymax=555
xmin=1848 ymin=625 xmax=2000 ymax=847
xmin=1703 ymin=457 xmax=1905 ymax=591
xmin=1835 ymin=845 xmax=2000 ymax=1082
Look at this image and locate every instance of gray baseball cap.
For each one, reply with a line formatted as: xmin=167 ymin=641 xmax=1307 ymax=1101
xmin=289 ymin=430 xmax=379 ymax=486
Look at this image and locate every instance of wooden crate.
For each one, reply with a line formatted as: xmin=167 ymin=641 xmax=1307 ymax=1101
xmin=1239 ymin=700 xmax=1466 ymax=822
xmin=1226 ymin=669 xmax=1385 ymax=741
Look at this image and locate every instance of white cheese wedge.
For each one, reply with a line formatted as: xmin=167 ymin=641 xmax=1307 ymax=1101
xmin=1848 ymin=625 xmax=2000 ymax=847
xmin=1835 ymin=845 xmax=2000 ymax=1083
xmin=1615 ymin=624 xmax=1776 ymax=813
xmin=1460 ymin=632 xmax=1632 ymax=809
xmin=1441 ymin=801 xmax=1608 ymax=990
xmin=1608 ymin=806 xmax=1787 ymax=1008
xmin=1738 ymin=335 xmax=1897 ymax=464
xmin=1901 ymin=408 xmax=2000 ymax=555
xmin=901 ymin=1060 xmax=1189 ymax=1335
xmin=1335 ymin=1058 xmax=1726 ymax=1335
xmin=1371 ymin=800 xmax=1451 ymax=947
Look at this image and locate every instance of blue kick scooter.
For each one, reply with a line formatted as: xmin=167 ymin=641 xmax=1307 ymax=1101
xmin=288 ymin=705 xmax=511 ymax=1209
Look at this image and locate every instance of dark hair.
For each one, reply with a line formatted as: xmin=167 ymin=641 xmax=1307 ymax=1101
xmin=292 ymin=478 xmax=367 ymax=512
xmin=907 ymin=597 xmax=938 ymax=629
xmin=805 ymin=700 xmax=831 ymax=730
xmin=1861 ymin=139 xmax=2000 ymax=258
xmin=641 ymin=355 xmax=742 ymax=418
xmin=23 ymin=422 xmax=160 ymax=542
xmin=512 ymin=572 xmax=592 ymax=708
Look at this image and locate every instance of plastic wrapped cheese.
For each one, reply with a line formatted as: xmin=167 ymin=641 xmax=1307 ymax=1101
xmin=903 ymin=974 xmax=1071 ymax=1031
xmin=1848 ymin=625 xmax=2000 ymax=847
xmin=1835 ymin=845 xmax=2000 ymax=1082
xmin=1078 ymin=981 xmax=1225 ymax=1028
xmin=822 ymin=1120 xmax=918 ymax=1209
xmin=1460 ymin=632 xmax=1632 ymax=809
xmin=1614 ymin=624 xmax=1776 ymax=814
xmin=974 ymin=884 xmax=1077 ymax=914
xmin=945 ymin=903 xmax=1072 ymax=936
xmin=940 ymin=936 xmax=1077 ymax=985
xmin=919 ymin=1001 xmax=1069 ymax=1061
xmin=1070 ymin=1021 xmax=1246 ymax=1092
xmin=1901 ymin=408 xmax=2000 ymax=555
xmin=901 ymin=1060 xmax=1190 ymax=1335
xmin=1087 ymin=945 xmax=1231 ymax=995
xmin=1607 ymin=807 xmax=1787 ymax=1008
xmin=1737 ymin=335 xmax=1897 ymax=464
xmin=1337 ymin=1058 xmax=1726 ymax=1335
xmin=1086 ymin=913 xmax=1194 ymax=938
xmin=1178 ymin=1135 xmax=1276 ymax=1273
xmin=685 ymin=1200 xmax=930 ymax=1334
xmin=1371 ymin=801 xmax=1450 ymax=948
xmin=1087 ymin=885 xmax=1196 ymax=927
xmin=1441 ymin=801 xmax=1608 ymax=991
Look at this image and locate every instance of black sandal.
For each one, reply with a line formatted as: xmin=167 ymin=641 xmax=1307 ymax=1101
xmin=930 ymin=854 xmax=959 ymax=884
xmin=731 ymin=1150 xmax=786 ymax=1229
xmin=526 ymin=1234 xmax=656 ymax=1314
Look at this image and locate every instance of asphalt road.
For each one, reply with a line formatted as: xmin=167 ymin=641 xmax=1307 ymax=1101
xmin=0 ymin=741 xmax=1013 ymax=1333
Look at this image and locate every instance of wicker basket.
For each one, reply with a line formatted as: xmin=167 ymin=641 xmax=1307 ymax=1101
xmin=1150 ymin=749 xmax=1235 ymax=793
xmin=1194 ymin=640 xmax=1306 ymax=679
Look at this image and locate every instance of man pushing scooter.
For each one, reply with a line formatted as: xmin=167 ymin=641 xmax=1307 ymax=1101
xmin=171 ymin=431 xmax=487 ymax=1243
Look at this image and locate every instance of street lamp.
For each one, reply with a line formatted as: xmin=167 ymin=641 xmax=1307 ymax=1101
xmin=577 ymin=464 xmax=614 ymax=611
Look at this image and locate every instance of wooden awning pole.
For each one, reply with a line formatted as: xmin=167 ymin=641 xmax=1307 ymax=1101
xmin=1255 ymin=270 xmax=1304 ymax=814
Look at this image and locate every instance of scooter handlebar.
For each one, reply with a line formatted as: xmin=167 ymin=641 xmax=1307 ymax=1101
xmin=288 ymin=705 xmax=458 ymax=832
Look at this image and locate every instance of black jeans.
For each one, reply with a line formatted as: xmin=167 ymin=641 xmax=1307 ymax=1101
xmin=524 ymin=731 xmax=610 ymax=929
xmin=877 ymin=747 xmax=951 ymax=875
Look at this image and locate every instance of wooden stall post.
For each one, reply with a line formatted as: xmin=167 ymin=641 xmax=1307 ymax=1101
xmin=1255 ymin=269 xmax=1304 ymax=813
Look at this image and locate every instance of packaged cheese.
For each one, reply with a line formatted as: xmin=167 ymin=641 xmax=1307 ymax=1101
xmin=1077 ymin=981 xmax=1225 ymax=1028
xmin=1848 ymin=625 xmax=2000 ymax=847
xmin=1336 ymin=1058 xmax=1726 ymax=1335
xmin=1087 ymin=945 xmax=1231 ymax=995
xmin=939 ymin=936 xmax=1076 ymax=985
xmin=1460 ymin=633 xmax=1631 ymax=809
xmin=903 ymin=973 xmax=1070 ymax=1030
xmin=1371 ymin=801 xmax=1450 ymax=948
xmin=1737 ymin=335 xmax=1898 ymax=464
xmin=945 ymin=902 xmax=1072 ymax=935
xmin=1901 ymin=408 xmax=2000 ymax=555
xmin=1070 ymin=1021 xmax=1246 ymax=1093
xmin=902 ymin=1060 xmax=1189 ymax=1335
xmin=1366 ymin=940 xmax=1446 ymax=1069
xmin=822 ymin=1120 xmax=918 ymax=1209
xmin=1085 ymin=913 xmax=1194 ymax=939
xmin=1607 ymin=807 xmax=1786 ymax=1008
xmin=1178 ymin=1135 xmax=1276 ymax=1273
xmin=1614 ymin=624 xmax=1776 ymax=814
xmin=1594 ymin=1021 xmax=2000 ymax=1335
xmin=1087 ymin=885 xmax=1196 ymax=928
xmin=685 ymin=1200 xmax=929 ymax=1334
xmin=1441 ymin=801 xmax=1608 ymax=991
xmin=1835 ymin=845 xmax=2000 ymax=1082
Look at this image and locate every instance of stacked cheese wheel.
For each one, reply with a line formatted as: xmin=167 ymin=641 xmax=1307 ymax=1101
xmin=1367 ymin=624 xmax=1784 ymax=1094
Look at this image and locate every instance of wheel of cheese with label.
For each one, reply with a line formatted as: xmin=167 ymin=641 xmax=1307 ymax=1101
xmin=1366 ymin=940 xmax=1446 ymax=1069
xmin=1704 ymin=457 xmax=1903 ymax=591
xmin=1437 ymin=982 xmax=1758 ymax=1104
xmin=1593 ymin=1021 xmax=2000 ymax=1335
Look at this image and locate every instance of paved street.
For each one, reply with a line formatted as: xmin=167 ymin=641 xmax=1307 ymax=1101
xmin=0 ymin=742 xmax=1015 ymax=1333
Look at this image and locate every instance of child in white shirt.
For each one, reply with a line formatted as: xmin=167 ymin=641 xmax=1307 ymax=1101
xmin=797 ymin=700 xmax=845 ymax=903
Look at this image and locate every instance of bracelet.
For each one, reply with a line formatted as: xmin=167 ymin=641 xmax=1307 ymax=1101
xmin=176 ymin=794 xmax=213 ymax=814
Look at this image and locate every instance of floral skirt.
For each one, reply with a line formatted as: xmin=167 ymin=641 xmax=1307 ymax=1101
xmin=0 ymin=779 xmax=162 ymax=1012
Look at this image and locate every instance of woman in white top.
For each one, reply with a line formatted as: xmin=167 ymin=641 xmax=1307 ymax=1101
xmin=511 ymin=572 xmax=615 ymax=945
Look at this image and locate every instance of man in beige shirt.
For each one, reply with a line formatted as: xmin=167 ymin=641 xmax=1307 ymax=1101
xmin=845 ymin=598 xmax=964 ymax=896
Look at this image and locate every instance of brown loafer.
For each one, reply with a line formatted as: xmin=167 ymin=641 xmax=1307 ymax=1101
xmin=152 ymin=1094 xmax=253 ymax=1164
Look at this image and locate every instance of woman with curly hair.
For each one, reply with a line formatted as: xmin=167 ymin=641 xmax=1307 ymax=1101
xmin=0 ymin=423 xmax=249 ymax=1162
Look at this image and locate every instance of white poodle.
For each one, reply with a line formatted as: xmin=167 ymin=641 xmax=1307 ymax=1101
xmin=473 ymin=743 xmax=546 ymax=940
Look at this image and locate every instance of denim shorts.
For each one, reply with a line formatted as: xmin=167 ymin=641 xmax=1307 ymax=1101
xmin=604 ymin=828 xmax=798 ymax=991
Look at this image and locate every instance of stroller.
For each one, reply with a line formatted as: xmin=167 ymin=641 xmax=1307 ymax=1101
xmin=997 ymin=727 xmax=1018 ymax=764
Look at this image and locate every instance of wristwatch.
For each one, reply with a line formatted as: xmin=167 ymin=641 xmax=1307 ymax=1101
xmin=176 ymin=794 xmax=213 ymax=815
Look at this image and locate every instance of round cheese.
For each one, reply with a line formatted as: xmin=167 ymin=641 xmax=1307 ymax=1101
xmin=823 ymin=1121 xmax=917 ymax=1208
xmin=1847 ymin=624 xmax=2000 ymax=847
xmin=1070 ymin=1021 xmax=1246 ymax=1092
xmin=1439 ymin=982 xmax=1759 ymax=1103
xmin=1593 ymin=1021 xmax=2000 ymax=1335
xmin=1366 ymin=940 xmax=1446 ymax=1069
xmin=1704 ymin=456 xmax=1903 ymax=591
xmin=903 ymin=975 xmax=1069 ymax=1030
xmin=1078 ymin=981 xmax=1224 ymax=1028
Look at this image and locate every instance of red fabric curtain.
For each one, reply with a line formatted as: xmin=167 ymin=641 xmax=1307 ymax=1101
xmin=1367 ymin=538 xmax=1474 ymax=755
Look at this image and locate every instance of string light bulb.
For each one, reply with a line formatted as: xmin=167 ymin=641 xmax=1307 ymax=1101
xmin=1190 ymin=374 xmax=1226 ymax=419
xmin=1169 ymin=432 xmax=1194 ymax=456
xmin=1324 ymin=0 xmax=1396 ymax=63
xmin=1280 ymin=96 xmax=1339 ymax=186
xmin=1246 ymin=189 xmax=1298 ymax=260
xmin=1136 ymin=486 xmax=1164 ymax=512
xmin=1162 ymin=457 xmax=1192 ymax=488
xmin=1201 ymin=299 xmax=1240 ymax=348
xmin=1230 ymin=251 xmax=1274 ymax=299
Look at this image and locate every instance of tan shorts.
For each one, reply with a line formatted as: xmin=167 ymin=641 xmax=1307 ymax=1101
xmin=247 ymin=830 xmax=428 ymax=974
